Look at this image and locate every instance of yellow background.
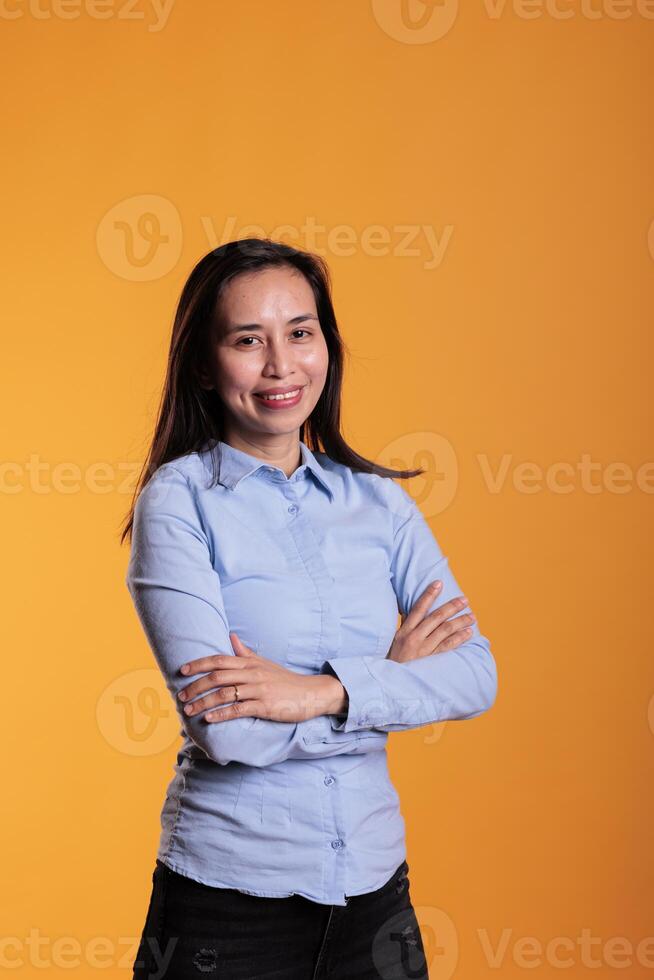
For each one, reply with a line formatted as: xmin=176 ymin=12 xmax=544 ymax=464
xmin=2 ymin=0 xmax=653 ymax=976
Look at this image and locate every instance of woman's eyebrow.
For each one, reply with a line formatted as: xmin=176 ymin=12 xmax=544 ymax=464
xmin=224 ymin=313 xmax=319 ymax=335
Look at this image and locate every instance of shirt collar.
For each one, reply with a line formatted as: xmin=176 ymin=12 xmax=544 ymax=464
xmin=211 ymin=439 xmax=335 ymax=501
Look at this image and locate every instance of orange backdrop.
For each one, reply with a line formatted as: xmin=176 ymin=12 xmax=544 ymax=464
xmin=3 ymin=1 xmax=653 ymax=976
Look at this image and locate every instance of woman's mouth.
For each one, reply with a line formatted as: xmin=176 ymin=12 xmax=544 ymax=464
xmin=253 ymin=386 xmax=305 ymax=410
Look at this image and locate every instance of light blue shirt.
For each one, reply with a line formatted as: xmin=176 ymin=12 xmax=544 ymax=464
xmin=125 ymin=438 xmax=497 ymax=906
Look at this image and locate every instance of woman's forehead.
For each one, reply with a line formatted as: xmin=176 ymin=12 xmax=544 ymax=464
xmin=216 ymin=268 xmax=317 ymax=323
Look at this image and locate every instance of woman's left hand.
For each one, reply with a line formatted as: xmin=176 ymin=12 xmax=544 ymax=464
xmin=176 ymin=631 xmax=345 ymax=724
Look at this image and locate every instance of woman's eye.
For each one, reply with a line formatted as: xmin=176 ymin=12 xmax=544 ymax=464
xmin=236 ymin=330 xmax=311 ymax=347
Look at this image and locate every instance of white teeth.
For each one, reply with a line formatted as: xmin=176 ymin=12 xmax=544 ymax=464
xmin=256 ymin=388 xmax=301 ymax=401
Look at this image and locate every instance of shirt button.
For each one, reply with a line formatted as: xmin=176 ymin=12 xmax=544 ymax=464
xmin=324 ymin=775 xmax=335 ymax=786
xmin=288 ymin=503 xmax=298 ymax=514
xmin=331 ymin=838 xmax=344 ymax=849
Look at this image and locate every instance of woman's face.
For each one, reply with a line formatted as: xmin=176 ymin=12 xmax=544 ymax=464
xmin=199 ymin=265 xmax=329 ymax=444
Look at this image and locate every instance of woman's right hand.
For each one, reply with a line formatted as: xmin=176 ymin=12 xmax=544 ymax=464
xmin=385 ymin=581 xmax=476 ymax=664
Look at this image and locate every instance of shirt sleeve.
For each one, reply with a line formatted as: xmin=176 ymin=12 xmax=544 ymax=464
xmin=319 ymin=479 xmax=498 ymax=733
xmin=125 ymin=464 xmax=388 ymax=767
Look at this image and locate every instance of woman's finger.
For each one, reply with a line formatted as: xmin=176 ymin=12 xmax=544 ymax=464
xmin=179 ymin=653 xmax=241 ymax=676
xmin=431 ymin=615 xmax=475 ymax=649
xmin=182 ymin=682 xmax=260 ymax=718
xmin=205 ymin=699 xmax=259 ymax=723
xmin=421 ymin=597 xmax=470 ymax=636
xmin=230 ymin=631 xmax=257 ymax=657
xmin=401 ymin=581 xmax=442 ymax=631
xmin=434 ymin=625 xmax=474 ymax=653
xmin=178 ymin=666 xmax=257 ymax=703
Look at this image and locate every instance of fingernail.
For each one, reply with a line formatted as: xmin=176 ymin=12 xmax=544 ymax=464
xmin=430 ymin=581 xmax=442 ymax=591
xmin=180 ymin=664 xmax=190 ymax=674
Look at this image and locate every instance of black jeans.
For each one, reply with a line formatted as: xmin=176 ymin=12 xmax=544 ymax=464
xmin=132 ymin=858 xmax=429 ymax=979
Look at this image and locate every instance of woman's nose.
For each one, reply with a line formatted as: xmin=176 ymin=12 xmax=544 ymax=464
xmin=263 ymin=343 xmax=293 ymax=375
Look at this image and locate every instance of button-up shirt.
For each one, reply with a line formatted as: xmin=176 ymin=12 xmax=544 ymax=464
xmin=125 ymin=438 xmax=497 ymax=905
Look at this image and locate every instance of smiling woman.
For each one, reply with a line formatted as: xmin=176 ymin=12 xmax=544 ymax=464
xmin=196 ymin=266 xmax=328 ymax=437
xmin=121 ymin=238 xmax=497 ymax=979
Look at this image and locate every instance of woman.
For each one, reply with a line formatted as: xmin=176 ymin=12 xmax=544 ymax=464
xmin=121 ymin=238 xmax=498 ymax=979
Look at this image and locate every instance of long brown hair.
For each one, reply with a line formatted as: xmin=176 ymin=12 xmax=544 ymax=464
xmin=119 ymin=238 xmax=424 ymax=545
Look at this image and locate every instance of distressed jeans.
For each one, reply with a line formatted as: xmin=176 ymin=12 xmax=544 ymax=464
xmin=132 ymin=857 xmax=429 ymax=979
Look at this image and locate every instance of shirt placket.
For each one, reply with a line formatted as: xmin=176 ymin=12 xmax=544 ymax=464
xmin=275 ymin=471 xmax=347 ymax=903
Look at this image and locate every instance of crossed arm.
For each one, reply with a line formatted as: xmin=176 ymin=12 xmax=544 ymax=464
xmin=318 ymin=479 xmax=498 ymax=733
xmin=125 ymin=465 xmax=497 ymax=767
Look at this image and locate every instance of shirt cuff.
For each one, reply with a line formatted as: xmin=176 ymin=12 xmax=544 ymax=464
xmin=319 ymin=659 xmax=387 ymax=733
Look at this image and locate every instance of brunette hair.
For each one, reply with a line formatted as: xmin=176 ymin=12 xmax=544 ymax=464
xmin=119 ymin=238 xmax=424 ymax=545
